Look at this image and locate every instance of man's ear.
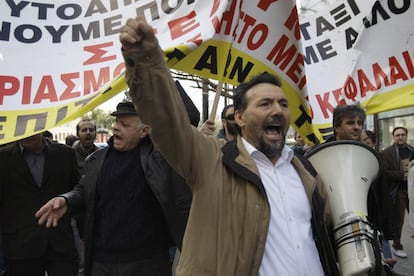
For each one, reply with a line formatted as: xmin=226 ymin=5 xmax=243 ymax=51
xmin=235 ymin=110 xmax=244 ymax=128
xmin=221 ymin=118 xmax=227 ymax=128
xmin=140 ymin=125 xmax=150 ymax=138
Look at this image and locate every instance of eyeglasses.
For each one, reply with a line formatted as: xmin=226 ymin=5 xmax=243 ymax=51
xmin=225 ymin=114 xmax=234 ymax=121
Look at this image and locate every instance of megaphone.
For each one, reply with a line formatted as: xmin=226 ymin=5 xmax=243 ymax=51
xmin=305 ymin=141 xmax=380 ymax=276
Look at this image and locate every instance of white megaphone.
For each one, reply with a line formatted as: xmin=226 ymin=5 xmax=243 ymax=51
xmin=305 ymin=141 xmax=380 ymax=276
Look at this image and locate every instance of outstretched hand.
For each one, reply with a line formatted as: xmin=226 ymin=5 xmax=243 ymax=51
xmin=119 ymin=16 xmax=158 ymax=52
xmin=35 ymin=197 xmax=68 ymax=228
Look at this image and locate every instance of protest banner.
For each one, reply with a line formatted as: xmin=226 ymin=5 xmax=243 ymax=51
xmin=1 ymin=0 xmax=413 ymax=145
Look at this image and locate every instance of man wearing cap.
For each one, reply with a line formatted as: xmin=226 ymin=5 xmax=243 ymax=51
xmin=36 ymin=101 xmax=192 ymax=276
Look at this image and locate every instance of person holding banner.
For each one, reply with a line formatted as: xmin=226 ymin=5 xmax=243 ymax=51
xmin=0 ymin=133 xmax=80 ymax=276
xmin=118 ymin=16 xmax=338 ymax=275
xmin=380 ymin=127 xmax=414 ymax=259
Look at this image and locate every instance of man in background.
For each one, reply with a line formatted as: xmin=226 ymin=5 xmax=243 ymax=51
xmin=70 ymin=118 xmax=100 ymax=276
xmin=381 ymin=127 xmax=413 ymax=258
xmin=65 ymin=135 xmax=79 ymax=147
xmin=291 ymin=131 xmax=310 ymax=155
xmin=0 ymin=133 xmax=79 ymax=276
xmin=200 ymin=104 xmax=236 ymax=142
xmin=361 ymin=129 xmax=398 ymax=268
xmin=73 ymin=118 xmax=99 ymax=175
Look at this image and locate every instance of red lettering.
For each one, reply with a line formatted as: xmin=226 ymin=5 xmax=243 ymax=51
xmin=210 ymin=0 xmax=221 ymax=33
xmin=332 ymin=88 xmax=346 ymax=106
xmin=169 ymin=11 xmax=200 ymax=40
xmin=315 ymin=92 xmax=334 ymax=119
xmin=286 ymin=54 xmax=305 ymax=87
xmin=83 ymin=42 xmax=117 ymax=65
xmin=389 ymin=56 xmax=408 ymax=84
xmin=22 ymin=77 xmax=32 ymax=104
xmin=236 ymin=14 xmax=256 ymax=44
xmin=0 ymin=76 xmax=19 ymax=105
xmin=372 ymin=63 xmax=391 ymax=88
xmin=298 ymin=75 xmax=306 ymax=90
xmin=60 ymin=72 xmax=80 ymax=100
xmin=257 ymin=0 xmax=279 ymax=11
xmin=218 ymin=0 xmax=237 ymax=35
xmin=402 ymin=50 xmax=414 ymax=78
xmin=284 ymin=6 xmax=300 ymax=40
xmin=33 ymin=76 xmax=58 ymax=104
xmin=357 ymin=69 xmax=376 ymax=97
xmin=267 ymin=35 xmax=297 ymax=70
xmin=210 ymin=0 xmax=220 ymax=15
xmin=246 ymin=24 xmax=268 ymax=50
xmin=186 ymin=33 xmax=203 ymax=46
xmin=84 ymin=67 xmax=110 ymax=95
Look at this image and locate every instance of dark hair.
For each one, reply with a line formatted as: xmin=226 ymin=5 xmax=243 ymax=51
xmin=65 ymin=134 xmax=79 ymax=146
xmin=363 ymin=129 xmax=376 ymax=144
xmin=232 ymin=73 xmax=282 ymax=134
xmin=221 ymin=105 xmax=234 ymax=119
xmin=42 ymin=130 xmax=53 ymax=139
xmin=76 ymin=118 xmax=96 ymax=136
xmin=233 ymin=72 xmax=282 ymax=113
xmin=392 ymin=126 xmax=408 ymax=136
xmin=332 ymin=103 xmax=366 ymax=129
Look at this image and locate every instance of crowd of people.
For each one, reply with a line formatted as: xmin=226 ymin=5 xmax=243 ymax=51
xmin=0 ymin=16 xmax=413 ymax=276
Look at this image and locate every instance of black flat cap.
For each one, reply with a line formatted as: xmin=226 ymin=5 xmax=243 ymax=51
xmin=111 ymin=102 xmax=137 ymax=116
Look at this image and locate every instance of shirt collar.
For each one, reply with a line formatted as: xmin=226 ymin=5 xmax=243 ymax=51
xmin=241 ymin=137 xmax=293 ymax=165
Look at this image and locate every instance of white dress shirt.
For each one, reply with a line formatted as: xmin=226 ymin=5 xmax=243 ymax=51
xmin=242 ymin=138 xmax=324 ymax=276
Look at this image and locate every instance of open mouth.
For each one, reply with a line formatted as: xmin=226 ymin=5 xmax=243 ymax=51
xmin=265 ymin=124 xmax=281 ymax=135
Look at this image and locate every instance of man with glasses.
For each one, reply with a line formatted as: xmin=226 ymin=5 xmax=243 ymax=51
xmin=200 ymin=105 xmax=236 ymax=142
xmin=216 ymin=105 xmax=237 ymax=142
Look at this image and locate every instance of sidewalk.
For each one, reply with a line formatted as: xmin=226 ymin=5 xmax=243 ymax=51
xmin=390 ymin=213 xmax=414 ymax=275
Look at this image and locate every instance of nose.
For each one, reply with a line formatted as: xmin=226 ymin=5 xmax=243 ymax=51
xmin=270 ymin=102 xmax=283 ymax=115
xmin=353 ymin=122 xmax=362 ymax=129
xmin=111 ymin=122 xmax=118 ymax=131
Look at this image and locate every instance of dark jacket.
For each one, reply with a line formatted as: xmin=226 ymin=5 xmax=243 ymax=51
xmin=62 ymin=137 xmax=192 ymax=275
xmin=0 ymin=142 xmax=79 ymax=259
xmin=73 ymin=142 xmax=99 ymax=176
xmin=381 ymin=143 xmax=414 ymax=195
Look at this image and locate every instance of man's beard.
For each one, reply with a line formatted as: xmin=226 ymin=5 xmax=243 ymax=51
xmin=226 ymin=122 xmax=237 ymax=136
xmin=258 ymin=132 xmax=286 ymax=160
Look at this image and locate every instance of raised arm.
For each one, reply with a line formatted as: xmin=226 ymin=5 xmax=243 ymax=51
xmin=119 ymin=17 xmax=158 ymax=52
xmin=119 ymin=17 xmax=223 ymax=189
